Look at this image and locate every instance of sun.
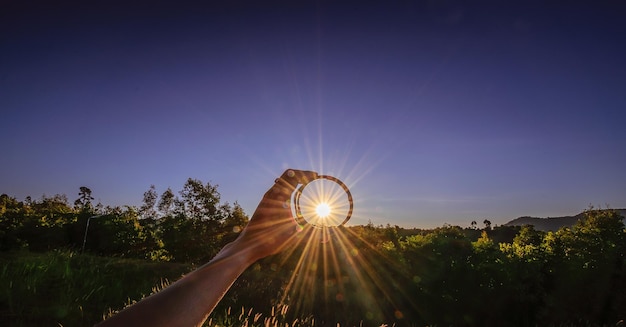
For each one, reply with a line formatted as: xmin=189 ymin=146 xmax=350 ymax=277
xmin=315 ymin=202 xmax=331 ymax=218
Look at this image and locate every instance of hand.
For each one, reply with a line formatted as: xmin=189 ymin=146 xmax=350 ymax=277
xmin=233 ymin=169 xmax=318 ymax=260
xmin=96 ymin=169 xmax=320 ymax=327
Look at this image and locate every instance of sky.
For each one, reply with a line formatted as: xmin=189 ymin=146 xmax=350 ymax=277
xmin=2 ymin=1 xmax=625 ymax=228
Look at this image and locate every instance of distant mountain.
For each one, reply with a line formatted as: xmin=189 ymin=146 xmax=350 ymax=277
xmin=503 ymin=209 xmax=626 ymax=232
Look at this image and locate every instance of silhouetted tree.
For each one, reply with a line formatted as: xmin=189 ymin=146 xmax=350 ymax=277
xmin=140 ymin=185 xmax=158 ymax=219
xmin=74 ymin=186 xmax=94 ymax=212
xmin=157 ymin=188 xmax=175 ymax=217
xmin=177 ymin=178 xmax=220 ymax=220
xmin=483 ymin=219 xmax=492 ymax=231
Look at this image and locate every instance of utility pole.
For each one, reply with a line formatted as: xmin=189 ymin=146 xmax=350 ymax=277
xmin=82 ymin=215 xmax=104 ymax=254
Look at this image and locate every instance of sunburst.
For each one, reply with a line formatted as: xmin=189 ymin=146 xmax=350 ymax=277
xmin=315 ymin=202 xmax=331 ymax=218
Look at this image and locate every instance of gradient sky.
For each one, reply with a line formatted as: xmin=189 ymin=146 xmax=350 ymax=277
xmin=2 ymin=1 xmax=625 ymax=228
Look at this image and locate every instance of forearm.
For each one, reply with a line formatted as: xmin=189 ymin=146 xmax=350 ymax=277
xmin=96 ymin=240 xmax=258 ymax=327
xmin=96 ymin=169 xmax=312 ymax=327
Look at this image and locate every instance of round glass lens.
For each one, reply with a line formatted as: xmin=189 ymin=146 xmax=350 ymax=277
xmin=296 ymin=177 xmax=351 ymax=227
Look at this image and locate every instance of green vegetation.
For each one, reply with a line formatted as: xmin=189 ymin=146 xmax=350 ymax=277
xmin=1 ymin=182 xmax=625 ymax=326
xmin=0 ymin=250 xmax=190 ymax=326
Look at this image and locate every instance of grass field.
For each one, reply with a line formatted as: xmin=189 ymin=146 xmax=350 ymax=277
xmin=0 ymin=250 xmax=322 ymax=327
xmin=0 ymin=250 xmax=190 ymax=326
xmin=1 ymin=250 xmax=622 ymax=326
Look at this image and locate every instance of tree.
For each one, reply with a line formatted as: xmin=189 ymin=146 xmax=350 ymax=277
xmin=74 ymin=186 xmax=94 ymax=212
xmin=473 ymin=230 xmax=496 ymax=251
xmin=483 ymin=219 xmax=492 ymax=231
xmin=140 ymin=185 xmax=158 ymax=219
xmin=0 ymin=194 xmax=27 ymax=250
xmin=400 ymin=226 xmax=475 ymax=324
xmin=513 ymin=225 xmax=543 ymax=249
xmin=157 ymin=188 xmax=175 ymax=217
xmin=573 ymin=208 xmax=625 ymax=323
xmin=31 ymin=194 xmax=73 ymax=224
xmin=18 ymin=194 xmax=75 ymax=251
xmin=219 ymin=202 xmax=248 ymax=245
xmin=159 ymin=214 xmax=220 ymax=263
xmin=538 ymin=208 xmax=626 ymax=324
xmin=84 ymin=207 xmax=146 ymax=258
xmin=156 ymin=179 xmax=237 ymax=263
xmin=177 ymin=178 xmax=220 ymax=221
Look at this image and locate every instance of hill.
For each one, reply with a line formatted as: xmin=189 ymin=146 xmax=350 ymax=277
xmin=504 ymin=208 xmax=626 ymax=231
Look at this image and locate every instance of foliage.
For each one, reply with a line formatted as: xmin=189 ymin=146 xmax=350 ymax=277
xmin=0 ymin=179 xmax=248 ymax=264
xmin=1 ymin=184 xmax=625 ymax=326
xmin=74 ymin=187 xmax=94 ymax=213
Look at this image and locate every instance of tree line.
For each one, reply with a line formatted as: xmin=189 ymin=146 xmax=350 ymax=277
xmin=1 ymin=180 xmax=625 ymax=326
xmin=0 ymin=178 xmax=247 ymax=262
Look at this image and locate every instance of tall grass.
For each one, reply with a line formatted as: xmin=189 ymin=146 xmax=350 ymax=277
xmin=205 ymin=304 xmax=318 ymax=327
xmin=0 ymin=251 xmax=322 ymax=327
xmin=3 ymin=250 xmax=616 ymax=327
xmin=0 ymin=250 xmax=190 ymax=326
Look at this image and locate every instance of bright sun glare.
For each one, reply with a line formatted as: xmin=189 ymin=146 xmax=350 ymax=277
xmin=315 ymin=202 xmax=331 ymax=218
xmin=274 ymin=172 xmax=396 ymax=322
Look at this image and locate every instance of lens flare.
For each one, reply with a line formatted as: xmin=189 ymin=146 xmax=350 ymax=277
xmin=294 ymin=176 xmax=353 ymax=228
xmin=315 ymin=202 xmax=331 ymax=218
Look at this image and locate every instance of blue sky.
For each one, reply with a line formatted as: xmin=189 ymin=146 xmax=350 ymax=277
xmin=2 ymin=1 xmax=625 ymax=228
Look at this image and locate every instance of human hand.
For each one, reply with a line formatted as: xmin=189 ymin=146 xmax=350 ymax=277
xmin=234 ymin=169 xmax=318 ymax=260
xmin=95 ymin=169 xmax=319 ymax=327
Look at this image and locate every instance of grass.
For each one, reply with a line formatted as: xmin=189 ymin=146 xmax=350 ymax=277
xmin=0 ymin=250 xmax=320 ymax=327
xmin=205 ymin=305 xmax=318 ymax=327
xmin=0 ymin=250 xmax=190 ymax=326
xmin=3 ymin=250 xmax=615 ymax=327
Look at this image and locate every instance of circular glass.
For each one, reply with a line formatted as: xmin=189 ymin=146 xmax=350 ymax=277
xmin=293 ymin=175 xmax=353 ymax=228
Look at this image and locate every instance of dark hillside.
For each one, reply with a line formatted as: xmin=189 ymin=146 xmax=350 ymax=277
xmin=504 ymin=209 xmax=626 ymax=231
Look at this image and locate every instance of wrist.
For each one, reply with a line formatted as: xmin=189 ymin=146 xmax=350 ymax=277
xmin=213 ymin=237 xmax=262 ymax=267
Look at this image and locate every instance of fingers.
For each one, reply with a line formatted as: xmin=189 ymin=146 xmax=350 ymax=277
xmin=264 ymin=169 xmax=318 ymax=201
xmin=242 ymin=169 xmax=319 ymax=258
xmin=275 ymin=169 xmax=318 ymax=187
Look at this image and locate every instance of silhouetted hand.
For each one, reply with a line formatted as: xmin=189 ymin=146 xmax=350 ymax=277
xmin=234 ymin=169 xmax=318 ymax=260
xmin=97 ymin=169 xmax=318 ymax=327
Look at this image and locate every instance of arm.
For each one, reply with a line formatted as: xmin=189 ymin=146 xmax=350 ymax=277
xmin=97 ymin=169 xmax=317 ymax=327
